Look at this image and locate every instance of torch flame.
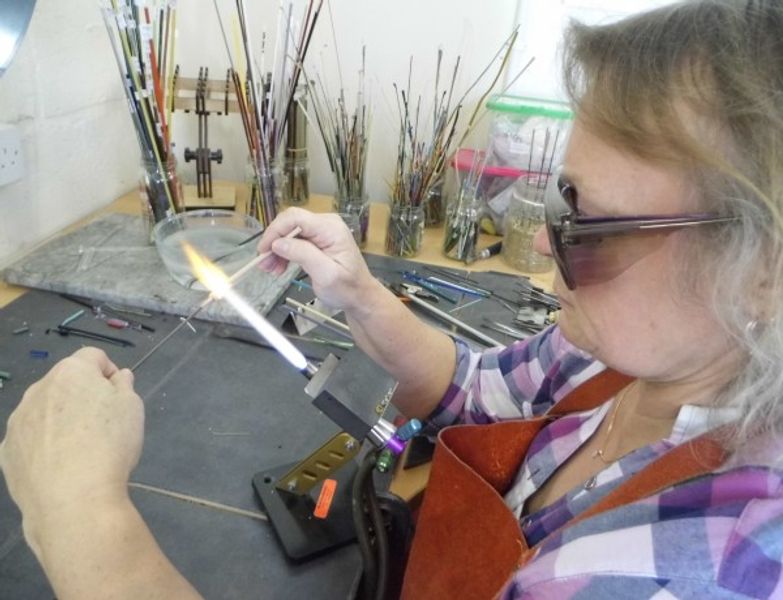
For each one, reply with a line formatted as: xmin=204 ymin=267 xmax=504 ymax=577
xmin=181 ymin=241 xmax=308 ymax=371
xmin=182 ymin=242 xmax=231 ymax=299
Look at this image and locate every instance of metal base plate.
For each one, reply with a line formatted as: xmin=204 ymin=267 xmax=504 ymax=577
xmin=253 ymin=461 xmax=358 ymax=561
xmin=183 ymin=183 xmax=237 ymax=209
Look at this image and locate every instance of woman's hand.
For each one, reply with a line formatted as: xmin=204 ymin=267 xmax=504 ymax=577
xmin=257 ymin=207 xmax=380 ymax=312
xmin=0 ymin=347 xmax=144 ymax=557
xmin=258 ymin=207 xmax=457 ymax=419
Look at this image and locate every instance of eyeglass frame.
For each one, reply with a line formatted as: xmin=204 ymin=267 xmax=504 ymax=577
xmin=545 ymin=173 xmax=740 ymax=290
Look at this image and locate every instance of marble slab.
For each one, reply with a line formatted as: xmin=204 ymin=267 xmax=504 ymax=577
xmin=2 ymin=213 xmax=299 ymax=325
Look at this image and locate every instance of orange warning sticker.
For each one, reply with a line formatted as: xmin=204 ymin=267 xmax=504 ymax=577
xmin=314 ymin=479 xmax=337 ymax=519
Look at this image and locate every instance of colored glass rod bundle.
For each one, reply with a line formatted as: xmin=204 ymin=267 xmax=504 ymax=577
xmin=213 ymin=0 xmax=323 ymax=227
xmin=102 ymin=0 xmax=181 ymax=222
xmin=443 ymin=148 xmax=489 ymax=262
xmin=304 ymin=46 xmax=371 ymax=206
xmin=390 ymin=29 xmax=519 ymax=211
xmin=386 ymin=29 xmax=520 ymax=256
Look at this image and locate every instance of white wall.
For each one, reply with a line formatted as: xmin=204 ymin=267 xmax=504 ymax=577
xmin=0 ymin=0 xmax=527 ymax=266
xmin=0 ymin=0 xmax=139 ymax=266
xmin=0 ymin=0 xmax=670 ymax=267
xmin=173 ymin=0 xmax=521 ymax=204
xmin=509 ymin=0 xmax=676 ymax=99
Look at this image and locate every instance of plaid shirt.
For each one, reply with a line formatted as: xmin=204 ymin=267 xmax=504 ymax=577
xmin=427 ymin=326 xmax=783 ymax=599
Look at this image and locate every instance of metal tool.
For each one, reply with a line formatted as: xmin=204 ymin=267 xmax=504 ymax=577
xmin=396 ymin=283 xmax=438 ymax=302
xmin=285 ymin=332 xmax=354 ymax=350
xmin=61 ymin=294 xmax=155 ymax=332
xmin=482 ymin=319 xmax=531 ymax=340
xmin=466 ymin=240 xmax=502 ymax=264
xmin=517 ymin=280 xmax=560 ymax=310
xmin=424 ymin=275 xmax=491 ymax=298
xmin=278 ymin=305 xmax=354 ymax=341
xmin=402 ymin=271 xmax=459 ymax=303
xmin=400 ymin=286 xmax=504 ymax=348
xmin=423 ymin=265 xmax=519 ymax=305
xmin=47 ymin=325 xmax=134 ymax=348
xmin=284 ymin=297 xmax=351 ymax=333
xmin=514 ymin=306 xmax=552 ymax=331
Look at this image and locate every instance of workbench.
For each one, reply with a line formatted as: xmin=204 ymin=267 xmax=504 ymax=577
xmin=0 ymin=187 xmax=553 ymax=598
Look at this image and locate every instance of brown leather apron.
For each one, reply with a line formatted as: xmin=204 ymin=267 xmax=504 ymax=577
xmin=400 ymin=369 xmax=726 ymax=599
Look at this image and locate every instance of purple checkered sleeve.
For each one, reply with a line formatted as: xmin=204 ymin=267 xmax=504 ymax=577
xmin=425 ymin=325 xmax=601 ymax=430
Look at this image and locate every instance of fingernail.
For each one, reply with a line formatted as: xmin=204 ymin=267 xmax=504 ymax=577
xmin=258 ymin=257 xmax=277 ymax=273
xmin=273 ymin=239 xmax=289 ymax=253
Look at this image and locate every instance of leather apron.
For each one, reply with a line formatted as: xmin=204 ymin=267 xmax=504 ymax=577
xmin=400 ymin=369 xmax=726 ymax=599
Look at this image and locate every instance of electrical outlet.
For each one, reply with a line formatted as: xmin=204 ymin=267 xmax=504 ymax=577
xmin=0 ymin=124 xmax=25 ymax=187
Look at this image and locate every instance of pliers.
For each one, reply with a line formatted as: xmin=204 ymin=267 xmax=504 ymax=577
xmin=398 ymin=282 xmax=439 ymax=302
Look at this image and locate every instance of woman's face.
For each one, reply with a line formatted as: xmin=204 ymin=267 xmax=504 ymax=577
xmin=533 ymin=121 xmax=735 ymax=382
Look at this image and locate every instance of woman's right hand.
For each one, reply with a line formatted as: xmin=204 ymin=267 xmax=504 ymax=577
xmin=0 ymin=347 xmax=143 ymax=558
xmin=259 ymin=207 xmax=457 ymax=421
xmin=257 ymin=208 xmax=381 ymax=312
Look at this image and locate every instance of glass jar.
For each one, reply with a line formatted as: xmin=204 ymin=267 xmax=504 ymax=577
xmin=245 ymin=158 xmax=284 ymax=227
xmin=337 ymin=211 xmax=363 ymax=245
xmin=139 ymin=154 xmax=183 ymax=240
xmin=333 ymin=191 xmax=369 ymax=247
xmin=284 ymin=85 xmax=308 ymax=206
xmin=244 ymin=157 xmax=261 ymax=218
xmin=443 ymin=197 xmax=482 ymax=263
xmin=385 ymin=204 xmax=425 ymax=257
xmin=424 ymin=178 xmax=445 ymax=227
xmin=502 ymin=182 xmax=553 ymax=273
xmin=282 ymin=154 xmax=310 ymax=207
xmin=269 ymin=159 xmax=287 ymax=214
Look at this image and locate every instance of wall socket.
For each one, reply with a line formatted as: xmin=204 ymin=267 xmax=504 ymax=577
xmin=0 ymin=124 xmax=25 ymax=187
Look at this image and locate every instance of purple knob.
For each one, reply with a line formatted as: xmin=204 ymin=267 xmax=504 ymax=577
xmin=385 ymin=435 xmax=405 ymax=456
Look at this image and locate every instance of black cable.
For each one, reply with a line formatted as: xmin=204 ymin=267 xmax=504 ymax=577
xmin=352 ymin=451 xmax=378 ymax=599
xmin=364 ymin=465 xmax=389 ymax=600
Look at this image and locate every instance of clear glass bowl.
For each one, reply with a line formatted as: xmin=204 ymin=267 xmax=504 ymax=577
xmin=152 ymin=209 xmax=262 ymax=289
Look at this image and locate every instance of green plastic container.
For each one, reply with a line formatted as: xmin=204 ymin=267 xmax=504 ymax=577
xmin=482 ymin=95 xmax=574 ymax=237
xmin=485 ymin=94 xmax=573 ymax=121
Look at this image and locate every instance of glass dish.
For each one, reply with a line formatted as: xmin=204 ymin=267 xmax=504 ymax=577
xmin=152 ymin=209 xmax=262 ymax=289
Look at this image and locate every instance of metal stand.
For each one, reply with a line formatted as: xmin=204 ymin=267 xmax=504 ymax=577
xmin=172 ymin=65 xmax=237 ymax=209
xmin=253 ymin=459 xmax=358 ymax=561
xmin=252 ymin=431 xmax=360 ymax=560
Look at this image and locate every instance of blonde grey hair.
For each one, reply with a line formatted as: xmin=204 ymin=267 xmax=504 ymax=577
xmin=562 ymin=0 xmax=783 ymax=453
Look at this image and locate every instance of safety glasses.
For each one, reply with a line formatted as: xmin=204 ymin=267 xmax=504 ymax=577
xmin=544 ymin=169 xmax=739 ymax=289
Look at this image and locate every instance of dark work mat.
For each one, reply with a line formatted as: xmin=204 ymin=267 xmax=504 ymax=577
xmin=0 ymin=252 xmax=534 ymax=598
xmin=0 ymin=488 xmax=361 ymax=600
xmin=0 ymin=289 xmax=358 ymax=599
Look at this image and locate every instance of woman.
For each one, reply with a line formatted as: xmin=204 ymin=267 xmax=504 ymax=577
xmin=2 ymin=0 xmax=782 ymax=598
xmin=260 ymin=1 xmax=783 ymax=596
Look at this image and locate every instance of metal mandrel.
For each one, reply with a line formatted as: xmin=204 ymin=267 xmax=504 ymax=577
xmin=47 ymin=325 xmax=135 ymax=348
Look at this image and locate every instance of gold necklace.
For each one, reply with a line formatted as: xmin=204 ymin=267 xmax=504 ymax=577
xmin=592 ymin=388 xmax=630 ymax=465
